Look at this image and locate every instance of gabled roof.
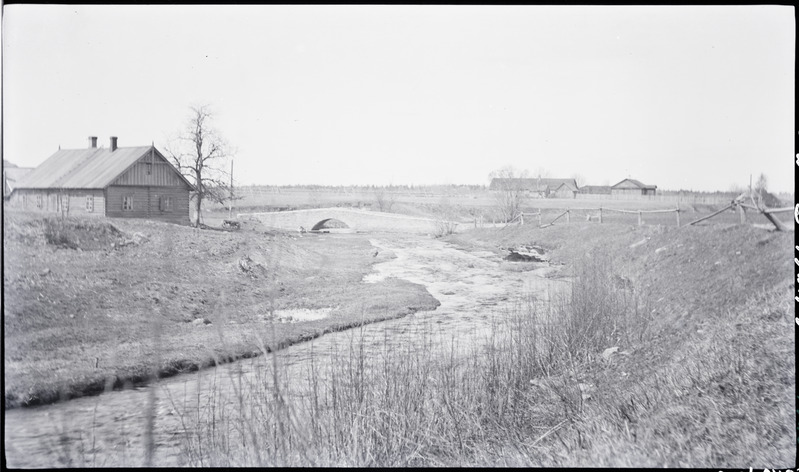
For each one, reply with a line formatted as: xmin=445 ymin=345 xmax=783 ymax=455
xmin=553 ymin=182 xmax=578 ymax=192
xmin=14 ymin=146 xmax=194 ymax=190
xmin=612 ymin=178 xmax=657 ymax=190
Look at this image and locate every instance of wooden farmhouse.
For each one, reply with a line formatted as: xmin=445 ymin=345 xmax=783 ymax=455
xmin=610 ymin=178 xmax=657 ymax=197
xmin=8 ymin=136 xmax=194 ymax=225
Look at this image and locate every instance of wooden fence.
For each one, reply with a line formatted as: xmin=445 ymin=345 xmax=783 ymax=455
xmin=519 ymin=206 xmax=682 ymax=228
xmin=481 ymin=200 xmax=792 ymax=232
xmin=575 ymin=193 xmax=735 ymax=204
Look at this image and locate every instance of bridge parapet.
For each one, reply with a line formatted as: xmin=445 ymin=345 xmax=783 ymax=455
xmin=237 ymin=207 xmax=458 ymax=234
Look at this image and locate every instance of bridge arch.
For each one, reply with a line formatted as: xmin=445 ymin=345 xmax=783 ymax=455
xmin=310 ymin=217 xmax=351 ymax=231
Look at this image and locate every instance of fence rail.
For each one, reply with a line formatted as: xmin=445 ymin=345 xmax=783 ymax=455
xmin=519 ymin=206 xmax=683 ymax=228
xmin=575 ymin=193 xmax=735 ymax=204
xmin=504 ymin=199 xmax=791 ymax=232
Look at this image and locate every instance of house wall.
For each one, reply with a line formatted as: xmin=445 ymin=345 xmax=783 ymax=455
xmin=611 ymin=187 xmax=645 ymax=196
xmin=104 ymin=152 xmax=192 ymax=224
xmin=105 ymin=185 xmax=190 ymax=225
xmin=7 ymin=189 xmax=106 ymax=216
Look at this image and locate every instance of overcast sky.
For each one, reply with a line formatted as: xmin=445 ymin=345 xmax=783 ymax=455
xmin=2 ymin=5 xmax=795 ymax=191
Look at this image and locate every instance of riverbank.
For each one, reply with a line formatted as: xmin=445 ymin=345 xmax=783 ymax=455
xmin=3 ymin=212 xmax=439 ymax=409
xmin=444 ymin=222 xmax=795 ymax=466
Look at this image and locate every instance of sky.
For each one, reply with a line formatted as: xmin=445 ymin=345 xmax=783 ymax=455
xmin=2 ymin=5 xmax=795 ymax=192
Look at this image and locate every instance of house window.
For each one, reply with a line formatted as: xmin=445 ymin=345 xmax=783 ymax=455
xmin=86 ymin=195 xmax=94 ymax=212
xmin=123 ymin=195 xmax=134 ymax=211
xmin=36 ymin=194 xmax=43 ymax=209
xmin=160 ymin=196 xmax=173 ymax=212
xmin=61 ymin=194 xmax=70 ymax=212
xmin=145 ymin=162 xmax=152 ymax=175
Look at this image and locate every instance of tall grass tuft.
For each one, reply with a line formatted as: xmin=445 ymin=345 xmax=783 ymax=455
xmin=170 ymin=248 xmax=655 ymax=466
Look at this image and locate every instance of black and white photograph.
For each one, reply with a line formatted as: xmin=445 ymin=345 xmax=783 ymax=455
xmin=2 ymin=4 xmax=795 ymax=468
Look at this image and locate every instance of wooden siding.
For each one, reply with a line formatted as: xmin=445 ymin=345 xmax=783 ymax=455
xmin=7 ymin=189 xmax=106 ymax=216
xmin=111 ymin=152 xmax=191 ymax=188
xmin=611 ymin=188 xmax=645 ymax=196
xmin=105 ymin=185 xmax=190 ymax=225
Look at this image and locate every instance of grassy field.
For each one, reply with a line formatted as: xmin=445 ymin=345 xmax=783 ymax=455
xmin=210 ymin=186 xmax=789 ymax=229
xmin=3 ymin=211 xmax=439 ymax=408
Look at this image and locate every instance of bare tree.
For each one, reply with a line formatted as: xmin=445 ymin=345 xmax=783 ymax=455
xmin=533 ymin=167 xmax=551 ymax=179
xmin=489 ymin=166 xmax=529 ymax=223
xmin=374 ymin=186 xmax=395 ymax=212
xmin=165 ymin=105 xmax=234 ymax=227
xmin=754 ymin=173 xmax=768 ymax=206
xmin=570 ymin=173 xmax=587 ymax=188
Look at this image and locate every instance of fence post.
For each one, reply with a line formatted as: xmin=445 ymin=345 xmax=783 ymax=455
xmin=520 ymin=213 xmax=524 ymax=225
xmin=738 ymin=204 xmax=746 ymax=224
xmin=566 ymin=209 xmax=570 ymax=224
xmin=599 ymin=207 xmax=603 ymax=224
xmin=675 ymin=208 xmax=681 ymax=227
xmin=638 ymin=210 xmax=642 ymax=226
xmin=537 ymin=209 xmax=542 ymax=226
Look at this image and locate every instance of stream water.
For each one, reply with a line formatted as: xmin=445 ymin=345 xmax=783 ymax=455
xmin=4 ymin=234 xmax=570 ymax=467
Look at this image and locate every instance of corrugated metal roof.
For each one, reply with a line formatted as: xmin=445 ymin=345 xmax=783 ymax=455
xmin=14 ymin=146 xmax=193 ymax=190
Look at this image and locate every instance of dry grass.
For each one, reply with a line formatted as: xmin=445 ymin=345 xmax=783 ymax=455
xmin=156 ymin=251 xmax=660 ymax=467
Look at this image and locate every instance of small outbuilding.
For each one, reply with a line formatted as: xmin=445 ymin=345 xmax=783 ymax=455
xmin=611 ymin=178 xmax=657 ymax=197
xmin=8 ymin=136 xmax=195 ymax=225
xmin=551 ymin=182 xmax=579 ymax=199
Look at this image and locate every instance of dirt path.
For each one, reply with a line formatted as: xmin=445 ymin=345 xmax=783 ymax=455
xmin=4 ymin=234 xmax=568 ymax=467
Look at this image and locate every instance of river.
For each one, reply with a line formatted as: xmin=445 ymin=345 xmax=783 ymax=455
xmin=4 ymin=234 xmax=570 ymax=467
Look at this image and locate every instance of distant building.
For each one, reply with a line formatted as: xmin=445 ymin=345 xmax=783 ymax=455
xmin=8 ymin=136 xmax=195 ymax=225
xmin=3 ymin=160 xmax=34 ymax=199
xmin=579 ymin=185 xmax=612 ymax=195
xmin=551 ymin=181 xmax=579 ymax=199
xmin=489 ymin=177 xmax=579 ymax=198
xmin=611 ymin=179 xmax=657 ymax=197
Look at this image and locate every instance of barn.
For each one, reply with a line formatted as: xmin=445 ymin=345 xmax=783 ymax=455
xmin=8 ymin=136 xmax=194 ymax=225
xmin=610 ymin=178 xmax=657 ymax=197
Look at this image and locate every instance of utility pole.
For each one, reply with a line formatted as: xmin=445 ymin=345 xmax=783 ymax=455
xmin=228 ymin=159 xmax=234 ymax=220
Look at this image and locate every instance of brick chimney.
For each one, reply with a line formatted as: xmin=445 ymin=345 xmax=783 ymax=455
xmin=88 ymin=136 xmax=97 ymax=148
xmin=110 ymin=136 xmax=118 ymax=152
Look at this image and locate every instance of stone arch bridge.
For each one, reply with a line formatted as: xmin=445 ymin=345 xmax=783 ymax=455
xmin=238 ymin=207 xmax=458 ymax=234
